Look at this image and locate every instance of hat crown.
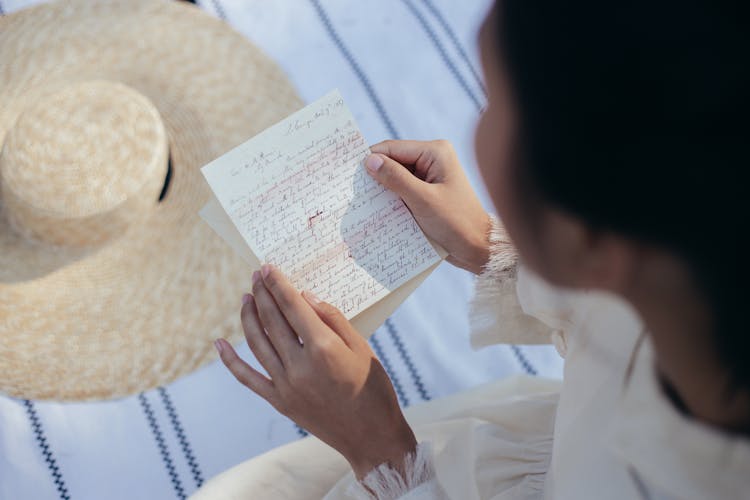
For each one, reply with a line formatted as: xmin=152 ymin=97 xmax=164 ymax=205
xmin=0 ymin=80 xmax=168 ymax=246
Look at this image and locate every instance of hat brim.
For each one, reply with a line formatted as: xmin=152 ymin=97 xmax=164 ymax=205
xmin=0 ymin=0 xmax=302 ymax=400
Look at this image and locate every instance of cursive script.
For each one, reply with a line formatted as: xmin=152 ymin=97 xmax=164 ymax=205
xmin=202 ymin=90 xmax=440 ymax=318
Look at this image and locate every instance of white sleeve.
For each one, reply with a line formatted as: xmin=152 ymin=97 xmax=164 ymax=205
xmin=469 ymin=214 xmax=552 ymax=348
xmin=345 ymin=442 xmax=450 ymax=499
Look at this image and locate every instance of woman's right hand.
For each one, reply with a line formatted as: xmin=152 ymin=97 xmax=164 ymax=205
xmin=365 ymin=139 xmax=491 ymax=275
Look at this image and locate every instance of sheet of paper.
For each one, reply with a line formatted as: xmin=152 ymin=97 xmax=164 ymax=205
xmin=199 ymin=197 xmax=444 ymax=339
xmin=202 ymin=89 xmax=442 ymax=319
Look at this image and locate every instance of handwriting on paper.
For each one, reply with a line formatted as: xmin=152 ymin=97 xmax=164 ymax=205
xmin=202 ymin=90 xmax=441 ymax=318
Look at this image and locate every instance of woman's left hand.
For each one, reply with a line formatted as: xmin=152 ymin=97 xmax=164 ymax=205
xmin=215 ymin=264 xmax=417 ymax=479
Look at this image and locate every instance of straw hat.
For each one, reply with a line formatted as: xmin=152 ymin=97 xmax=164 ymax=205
xmin=0 ymin=0 xmax=301 ymax=400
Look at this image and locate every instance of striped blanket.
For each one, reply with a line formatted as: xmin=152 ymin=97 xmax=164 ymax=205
xmin=0 ymin=1 xmax=564 ymax=498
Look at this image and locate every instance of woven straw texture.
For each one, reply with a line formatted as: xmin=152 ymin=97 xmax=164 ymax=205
xmin=0 ymin=0 xmax=302 ymax=400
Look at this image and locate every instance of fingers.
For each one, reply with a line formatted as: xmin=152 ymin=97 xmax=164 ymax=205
xmin=240 ymin=294 xmax=285 ymax=378
xmin=251 ymin=271 xmax=301 ymax=365
xmin=370 ymin=139 xmax=453 ymax=182
xmin=259 ymin=265 xmax=331 ymax=345
xmin=364 ymin=152 xmax=430 ymax=208
xmin=370 ymin=139 xmax=434 ymax=165
xmin=302 ymin=291 xmax=361 ymax=350
xmin=214 ymin=338 xmax=276 ymax=401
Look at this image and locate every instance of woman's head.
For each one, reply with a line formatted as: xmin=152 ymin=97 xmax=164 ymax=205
xmin=475 ymin=1 xmax=749 ymax=399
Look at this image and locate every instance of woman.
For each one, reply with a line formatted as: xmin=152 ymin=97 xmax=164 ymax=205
xmin=205 ymin=1 xmax=749 ymax=498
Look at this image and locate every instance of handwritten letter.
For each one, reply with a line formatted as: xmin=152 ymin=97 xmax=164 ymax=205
xmin=202 ymin=90 xmax=441 ymax=318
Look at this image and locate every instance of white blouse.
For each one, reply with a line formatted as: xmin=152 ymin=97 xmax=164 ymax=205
xmin=191 ymin=216 xmax=750 ymax=499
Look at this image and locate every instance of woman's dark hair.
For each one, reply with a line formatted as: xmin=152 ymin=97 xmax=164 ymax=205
xmin=497 ymin=1 xmax=748 ymax=392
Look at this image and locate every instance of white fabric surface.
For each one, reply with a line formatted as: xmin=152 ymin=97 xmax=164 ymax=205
xmin=191 ymin=374 xmax=561 ymax=500
xmin=0 ymin=1 xmax=564 ymax=499
xmin=192 ymin=262 xmax=750 ymax=500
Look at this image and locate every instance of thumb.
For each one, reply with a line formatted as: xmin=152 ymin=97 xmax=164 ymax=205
xmin=364 ymin=153 xmax=427 ymax=206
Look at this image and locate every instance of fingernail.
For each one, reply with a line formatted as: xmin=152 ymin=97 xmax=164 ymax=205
xmin=304 ymin=290 xmax=320 ymax=304
xmin=242 ymin=293 xmax=251 ymax=305
xmin=261 ymin=264 xmax=271 ymax=278
xmin=214 ymin=339 xmax=224 ymax=354
xmin=252 ymin=270 xmax=260 ymax=284
xmin=365 ymin=154 xmax=383 ymax=172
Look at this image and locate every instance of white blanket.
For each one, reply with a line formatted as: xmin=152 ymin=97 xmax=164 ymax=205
xmin=0 ymin=1 xmax=563 ymax=498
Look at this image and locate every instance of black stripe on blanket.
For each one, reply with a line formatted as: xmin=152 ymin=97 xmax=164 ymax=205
xmin=385 ymin=318 xmax=431 ymax=401
xmin=295 ymin=423 xmax=310 ymax=438
xmin=510 ymin=345 xmax=538 ymax=376
xmin=157 ymin=387 xmax=204 ymax=488
xmin=418 ymin=0 xmax=487 ymax=98
xmin=138 ymin=393 xmax=186 ymax=500
xmin=207 ymin=0 xmax=228 ymax=21
xmin=23 ymin=400 xmax=71 ymax=500
xmin=180 ymin=0 xmax=226 ymax=22
xmin=399 ymin=0 xmax=484 ymax=111
xmin=370 ymin=333 xmax=411 ymax=407
xmin=308 ymin=0 xmax=400 ymax=139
